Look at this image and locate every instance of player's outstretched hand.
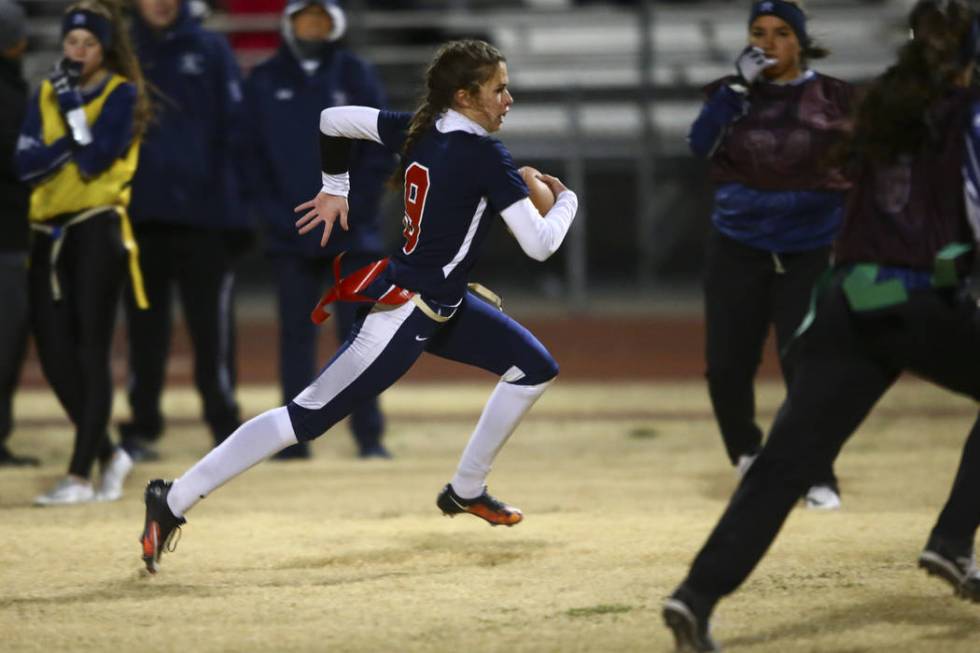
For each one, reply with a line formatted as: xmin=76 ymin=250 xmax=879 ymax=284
xmin=537 ymin=173 xmax=569 ymax=199
xmin=294 ymin=192 xmax=349 ymax=247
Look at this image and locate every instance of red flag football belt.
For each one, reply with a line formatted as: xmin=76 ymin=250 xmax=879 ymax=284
xmin=311 ymin=254 xmax=414 ymax=325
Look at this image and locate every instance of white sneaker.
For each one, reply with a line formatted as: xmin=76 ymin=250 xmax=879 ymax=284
xmin=34 ymin=477 xmax=95 ymax=506
xmin=735 ymin=453 xmax=757 ymax=479
xmin=804 ymin=484 xmax=841 ymax=510
xmin=95 ymin=447 xmax=134 ymax=502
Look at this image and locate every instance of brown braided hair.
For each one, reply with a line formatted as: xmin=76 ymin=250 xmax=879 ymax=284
xmin=64 ymin=0 xmax=152 ymax=139
xmin=389 ymin=40 xmax=505 ymax=188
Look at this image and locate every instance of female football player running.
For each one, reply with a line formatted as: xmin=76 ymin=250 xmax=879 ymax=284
xmin=139 ymin=40 xmax=578 ymax=573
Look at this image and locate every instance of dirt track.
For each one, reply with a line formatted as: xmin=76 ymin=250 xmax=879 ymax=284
xmin=20 ymin=313 xmax=784 ymax=387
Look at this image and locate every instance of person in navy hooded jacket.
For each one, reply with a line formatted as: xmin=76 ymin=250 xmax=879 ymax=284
xmin=243 ymin=0 xmax=393 ymax=459
xmin=120 ymin=0 xmax=246 ymax=460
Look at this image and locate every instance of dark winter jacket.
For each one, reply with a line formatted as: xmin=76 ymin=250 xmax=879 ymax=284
xmin=129 ymin=2 xmax=247 ymax=232
xmin=243 ymin=44 xmax=392 ymax=258
xmin=0 ymin=56 xmax=29 ymax=253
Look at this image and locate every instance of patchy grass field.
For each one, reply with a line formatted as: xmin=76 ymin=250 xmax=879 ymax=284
xmin=1 ymin=380 xmax=978 ymax=652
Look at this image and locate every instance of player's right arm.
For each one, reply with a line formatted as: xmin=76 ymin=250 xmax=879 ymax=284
xmin=688 ymin=46 xmax=776 ymax=159
xmin=688 ymin=82 xmax=750 ymax=159
xmin=15 ymin=90 xmax=72 ymax=184
xmin=297 ymin=107 xmax=412 ymax=247
xmin=316 ymin=106 xmax=411 ymax=197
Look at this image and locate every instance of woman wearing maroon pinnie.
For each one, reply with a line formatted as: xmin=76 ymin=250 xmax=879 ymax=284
xmin=688 ymin=0 xmax=853 ymax=509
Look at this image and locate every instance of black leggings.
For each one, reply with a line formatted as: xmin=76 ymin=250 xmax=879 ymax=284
xmin=687 ymin=278 xmax=980 ymax=599
xmin=30 ymin=210 xmax=126 ymax=478
xmin=703 ymin=229 xmax=835 ymax=486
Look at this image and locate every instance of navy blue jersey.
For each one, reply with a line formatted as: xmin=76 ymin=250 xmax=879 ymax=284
xmin=375 ymin=110 xmax=529 ymax=303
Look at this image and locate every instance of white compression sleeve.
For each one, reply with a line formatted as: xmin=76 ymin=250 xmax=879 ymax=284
xmin=321 ymin=171 xmax=350 ymax=198
xmin=319 ymin=106 xmax=383 ymax=143
xmin=450 ymin=379 xmax=553 ymax=499
xmin=319 ymin=106 xmax=383 ymax=198
xmin=166 ymin=406 xmax=299 ymax=517
xmin=499 ymin=190 xmax=578 ymax=261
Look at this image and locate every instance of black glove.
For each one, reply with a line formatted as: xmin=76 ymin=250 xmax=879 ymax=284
xmin=48 ymin=58 xmax=92 ymax=145
xmin=48 ymin=58 xmax=84 ymax=113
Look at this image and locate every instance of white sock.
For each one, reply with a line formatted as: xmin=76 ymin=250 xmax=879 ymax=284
xmin=167 ymin=406 xmax=298 ymax=517
xmin=450 ymin=379 xmax=551 ymax=499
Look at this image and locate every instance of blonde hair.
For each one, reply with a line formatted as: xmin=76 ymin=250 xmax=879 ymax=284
xmin=65 ymin=0 xmax=152 ymax=139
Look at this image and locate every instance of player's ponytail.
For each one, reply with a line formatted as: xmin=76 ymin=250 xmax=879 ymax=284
xmin=389 ymin=40 xmax=505 ymax=189
xmin=845 ymin=0 xmax=976 ymax=164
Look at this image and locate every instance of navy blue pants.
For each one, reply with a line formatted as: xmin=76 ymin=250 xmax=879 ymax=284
xmin=287 ymin=292 xmax=558 ymax=442
xmin=123 ymin=223 xmax=240 ymax=444
xmin=272 ymin=254 xmax=384 ymax=455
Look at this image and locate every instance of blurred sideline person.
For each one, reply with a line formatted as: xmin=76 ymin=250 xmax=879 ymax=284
xmin=15 ymin=0 xmax=151 ymax=505
xmin=138 ymin=40 xmax=579 ymax=574
xmin=0 ymin=0 xmax=38 ymax=467
xmin=665 ymin=2 xmax=980 ymax=650
xmin=688 ymin=0 xmax=853 ymax=509
xmin=243 ymin=0 xmax=393 ymax=460
xmin=121 ymin=0 xmax=247 ymax=460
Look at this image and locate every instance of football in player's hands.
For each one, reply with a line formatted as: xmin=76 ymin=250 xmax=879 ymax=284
xmin=518 ymin=166 xmax=555 ymax=216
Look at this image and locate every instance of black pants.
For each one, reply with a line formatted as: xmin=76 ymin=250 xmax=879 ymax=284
xmin=30 ymin=212 xmax=124 ymax=478
xmin=686 ymin=278 xmax=980 ymax=600
xmin=122 ymin=222 xmax=240 ymax=444
xmin=272 ymin=254 xmax=385 ymax=455
xmin=704 ymin=230 xmax=835 ymax=487
xmin=0 ymin=253 xmax=29 ymax=451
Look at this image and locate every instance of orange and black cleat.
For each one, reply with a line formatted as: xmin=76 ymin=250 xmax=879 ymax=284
xmin=436 ymin=483 xmax=523 ymax=527
xmin=140 ymin=479 xmax=186 ymax=574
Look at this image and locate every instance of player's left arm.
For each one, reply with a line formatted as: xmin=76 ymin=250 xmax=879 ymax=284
xmin=72 ymin=82 xmax=137 ymax=178
xmin=14 ymin=89 xmax=73 ymax=184
xmin=485 ymin=141 xmax=578 ymax=261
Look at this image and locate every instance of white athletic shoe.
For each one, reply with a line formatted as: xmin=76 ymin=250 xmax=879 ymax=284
xmin=95 ymin=448 xmax=134 ymax=502
xmin=34 ymin=477 xmax=95 ymax=506
xmin=804 ymin=484 xmax=841 ymax=510
xmin=735 ymin=453 xmax=757 ymax=479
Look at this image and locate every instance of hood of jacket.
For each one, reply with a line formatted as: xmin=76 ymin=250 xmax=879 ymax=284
xmin=281 ymin=0 xmax=346 ymax=65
